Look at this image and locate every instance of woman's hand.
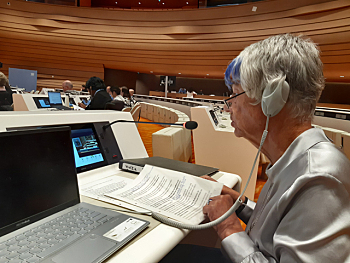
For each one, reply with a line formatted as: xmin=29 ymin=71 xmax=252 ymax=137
xmin=201 ymin=175 xmax=244 ymax=203
xmin=203 ymin=195 xmax=244 ymax=240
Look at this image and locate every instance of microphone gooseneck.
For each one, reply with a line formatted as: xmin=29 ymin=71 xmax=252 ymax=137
xmin=102 ymin=120 xmax=198 ymax=131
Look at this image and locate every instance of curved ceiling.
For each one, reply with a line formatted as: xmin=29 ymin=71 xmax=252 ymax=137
xmin=0 ymin=0 xmax=349 ymax=89
xmin=90 ymin=0 xmax=199 ymax=9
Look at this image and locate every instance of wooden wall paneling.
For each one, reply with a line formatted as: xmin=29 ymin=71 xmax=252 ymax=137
xmin=2 ymin=6 xmax=349 ymax=42
xmin=319 ymin=83 xmax=350 ymax=104
xmin=0 ymin=0 xmax=349 ymax=90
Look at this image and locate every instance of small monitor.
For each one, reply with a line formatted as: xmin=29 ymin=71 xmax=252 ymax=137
xmin=71 ymin=127 xmax=107 ymax=173
xmin=48 ymin=92 xmax=63 ymax=105
xmin=39 ymin=99 xmax=50 ymax=108
xmin=33 ymin=97 xmax=51 ymax=109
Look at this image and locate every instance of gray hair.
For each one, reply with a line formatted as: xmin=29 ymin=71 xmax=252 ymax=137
xmin=228 ymin=34 xmax=325 ymax=122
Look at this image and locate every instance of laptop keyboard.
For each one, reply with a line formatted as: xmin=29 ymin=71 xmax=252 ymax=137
xmin=52 ymin=105 xmax=71 ymax=110
xmin=0 ymin=207 xmax=113 ymax=263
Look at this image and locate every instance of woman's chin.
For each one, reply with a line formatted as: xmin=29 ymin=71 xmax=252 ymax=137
xmin=233 ymin=128 xmax=244 ymax=138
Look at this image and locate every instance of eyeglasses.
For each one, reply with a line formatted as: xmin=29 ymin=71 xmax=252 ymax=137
xmin=223 ymin=91 xmax=246 ymax=108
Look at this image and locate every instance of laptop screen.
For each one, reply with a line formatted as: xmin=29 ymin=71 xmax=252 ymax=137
xmin=0 ymin=127 xmax=80 ymax=236
xmin=48 ymin=91 xmax=63 ymax=105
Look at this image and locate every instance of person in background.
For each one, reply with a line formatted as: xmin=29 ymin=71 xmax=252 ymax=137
xmin=186 ymin=89 xmax=196 ymax=98
xmin=120 ymin=86 xmax=131 ymax=107
xmin=114 ymin=86 xmax=126 ymax=103
xmin=106 ymin=86 xmax=112 ymax=98
xmin=178 ymin=87 xmax=187 ymax=94
xmin=129 ymin=88 xmax=137 ymax=107
xmin=0 ymin=72 xmax=13 ymax=111
xmin=109 ymin=86 xmax=120 ymax=99
xmin=160 ymin=34 xmax=350 ymax=263
xmin=78 ymin=77 xmax=111 ymax=110
xmin=198 ymin=89 xmax=204 ymax=95
xmin=81 ymin=84 xmax=89 ymax=93
xmin=62 ymin=80 xmax=73 ymax=93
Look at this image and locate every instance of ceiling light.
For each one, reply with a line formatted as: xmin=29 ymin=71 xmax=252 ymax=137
xmin=206 ymin=74 xmax=209 ymax=75
xmin=138 ymin=2 xmax=141 ymax=4
xmin=162 ymin=2 xmax=165 ymax=4
xmin=340 ymin=76 xmax=345 ymax=77
xmin=186 ymin=2 xmax=189 ymax=4
xmin=178 ymin=73 xmax=181 ymax=74
xmin=115 ymin=1 xmax=117 ymax=3
xmin=252 ymin=6 xmax=257 ymax=12
xmin=150 ymin=71 xmax=153 ymax=73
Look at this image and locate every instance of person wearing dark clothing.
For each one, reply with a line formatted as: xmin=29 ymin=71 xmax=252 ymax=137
xmin=78 ymin=77 xmax=112 ymax=110
xmin=87 ymin=89 xmax=112 ymax=110
xmin=0 ymin=72 xmax=13 ymax=111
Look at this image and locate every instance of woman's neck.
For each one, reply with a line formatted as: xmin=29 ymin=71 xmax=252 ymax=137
xmin=261 ymin=116 xmax=312 ymax=164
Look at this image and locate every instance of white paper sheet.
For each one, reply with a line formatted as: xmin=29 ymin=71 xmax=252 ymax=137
xmin=106 ymin=165 xmax=223 ymax=224
xmin=80 ymin=176 xmax=150 ymax=213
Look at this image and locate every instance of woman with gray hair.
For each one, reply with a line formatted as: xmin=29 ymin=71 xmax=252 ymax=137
xmin=160 ymin=34 xmax=350 ymax=263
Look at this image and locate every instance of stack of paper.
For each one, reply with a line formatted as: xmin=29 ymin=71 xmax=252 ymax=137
xmin=106 ymin=165 xmax=223 ymax=224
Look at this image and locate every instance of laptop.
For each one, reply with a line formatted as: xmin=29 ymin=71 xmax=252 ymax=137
xmin=0 ymin=127 xmax=149 ymax=263
xmin=48 ymin=92 xmax=72 ymax=110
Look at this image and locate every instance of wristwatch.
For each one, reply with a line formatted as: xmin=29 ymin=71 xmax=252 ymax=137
xmin=235 ymin=196 xmax=248 ymax=215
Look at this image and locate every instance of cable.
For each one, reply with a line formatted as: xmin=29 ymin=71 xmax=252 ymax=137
xmin=151 ymin=116 xmax=270 ymax=230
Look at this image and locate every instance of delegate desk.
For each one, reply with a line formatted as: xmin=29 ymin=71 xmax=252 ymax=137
xmin=148 ymin=91 xmax=228 ymax=101
xmin=12 ymin=93 xmax=90 ymax=111
xmin=0 ymin=110 xmax=241 ymax=263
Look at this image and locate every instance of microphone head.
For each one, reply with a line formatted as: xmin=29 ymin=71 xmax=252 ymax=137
xmin=183 ymin=121 xmax=198 ymax=130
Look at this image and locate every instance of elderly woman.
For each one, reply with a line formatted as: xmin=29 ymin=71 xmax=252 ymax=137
xmin=161 ymin=34 xmax=350 ymax=263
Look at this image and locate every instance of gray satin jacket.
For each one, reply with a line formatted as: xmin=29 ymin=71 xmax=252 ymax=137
xmin=222 ymin=128 xmax=350 ymax=262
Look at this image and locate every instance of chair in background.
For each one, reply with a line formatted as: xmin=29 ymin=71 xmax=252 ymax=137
xmin=131 ymin=105 xmax=141 ymax=121
xmin=122 ymin=107 xmax=132 ymax=112
xmin=105 ymin=100 xmax=125 ymax=111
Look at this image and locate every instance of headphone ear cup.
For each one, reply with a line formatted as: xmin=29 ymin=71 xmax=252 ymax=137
xmin=261 ymin=78 xmax=290 ymax=117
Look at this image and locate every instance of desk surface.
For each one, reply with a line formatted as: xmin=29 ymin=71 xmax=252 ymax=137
xmin=78 ymin=166 xmax=240 ymax=263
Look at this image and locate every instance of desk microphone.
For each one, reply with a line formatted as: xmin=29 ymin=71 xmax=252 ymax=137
xmin=102 ymin=120 xmax=198 ymax=131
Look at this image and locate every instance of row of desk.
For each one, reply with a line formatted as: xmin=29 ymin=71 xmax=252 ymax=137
xmin=12 ymin=93 xmax=91 ymax=111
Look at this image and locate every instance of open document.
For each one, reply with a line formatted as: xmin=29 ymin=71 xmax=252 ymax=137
xmin=106 ymin=165 xmax=223 ymax=224
xmin=80 ymin=175 xmax=150 ymax=213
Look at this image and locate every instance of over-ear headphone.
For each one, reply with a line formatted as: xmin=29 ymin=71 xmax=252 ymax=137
xmin=261 ymin=77 xmax=290 ymax=117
